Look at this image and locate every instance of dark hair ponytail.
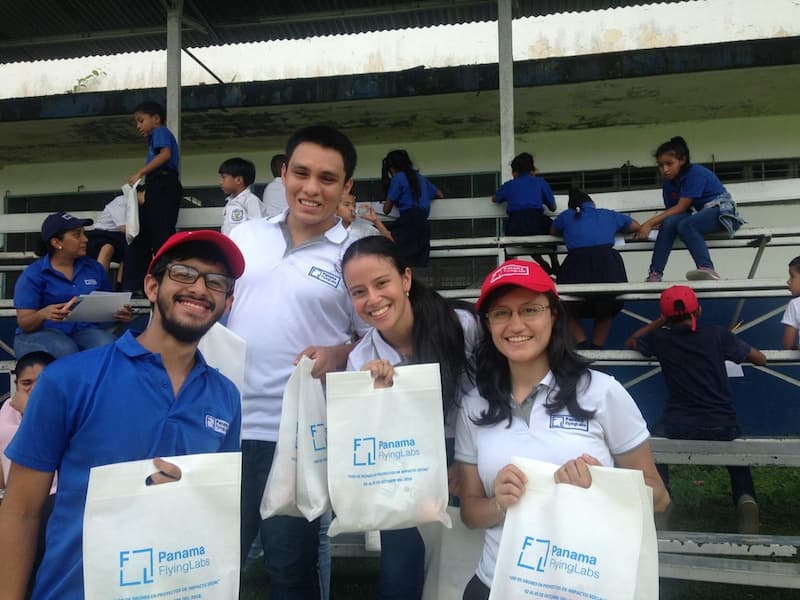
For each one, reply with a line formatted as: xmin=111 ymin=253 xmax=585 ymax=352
xmin=342 ymin=235 xmax=474 ymax=414
xmin=567 ymin=187 xmax=593 ymax=219
xmin=655 ymin=136 xmax=691 ymax=172
xmin=384 ymin=150 xmax=421 ymax=202
xmin=473 ymin=289 xmax=594 ymax=427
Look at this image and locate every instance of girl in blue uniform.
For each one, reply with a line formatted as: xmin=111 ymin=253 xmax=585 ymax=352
xmin=382 ymin=149 xmax=443 ymax=267
xmin=342 ymin=235 xmax=478 ymax=600
xmin=636 ymin=136 xmax=744 ymax=281
xmin=551 ymin=188 xmax=640 ymax=348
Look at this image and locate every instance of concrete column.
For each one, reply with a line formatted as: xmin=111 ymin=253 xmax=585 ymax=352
xmin=497 ymin=0 xmax=515 ymax=181
xmin=166 ymin=0 xmax=183 ymax=158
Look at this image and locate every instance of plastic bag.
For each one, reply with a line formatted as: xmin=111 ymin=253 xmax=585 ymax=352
xmin=326 ymin=363 xmax=451 ymax=536
xmin=122 ymin=179 xmax=140 ymax=244
xmin=83 ymin=452 xmax=241 ymax=600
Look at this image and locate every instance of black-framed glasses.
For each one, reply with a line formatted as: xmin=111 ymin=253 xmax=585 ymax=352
xmin=486 ymin=303 xmax=550 ymax=324
xmin=165 ymin=263 xmax=234 ymax=294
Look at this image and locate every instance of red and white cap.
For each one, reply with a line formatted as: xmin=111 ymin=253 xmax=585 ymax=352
xmin=476 ymin=259 xmax=558 ymax=312
xmin=147 ymin=230 xmax=245 ymax=279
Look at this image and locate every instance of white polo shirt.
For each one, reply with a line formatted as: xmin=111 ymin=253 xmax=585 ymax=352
xmin=221 ymin=188 xmax=263 ymax=236
xmin=347 ymin=307 xmax=480 ymax=436
xmin=455 ymin=370 xmax=650 ymax=587
xmin=226 ymin=212 xmax=361 ymax=441
xmin=262 ymin=177 xmax=287 ymax=218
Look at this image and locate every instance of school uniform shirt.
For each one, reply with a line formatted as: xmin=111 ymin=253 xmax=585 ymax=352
xmin=262 ymin=176 xmax=287 ymax=218
xmin=146 ymin=125 xmax=180 ymax=174
xmin=346 ymin=218 xmax=380 ymax=242
xmin=347 ymin=308 xmax=480 ymax=437
xmin=387 ymin=171 xmax=439 ymax=215
xmin=90 ymin=195 xmax=127 ymax=232
xmin=455 ymin=370 xmax=649 ymax=588
xmin=551 ymin=203 xmax=632 ymax=250
xmin=781 ymin=297 xmax=800 ymax=347
xmin=6 ymin=331 xmax=241 ymax=600
xmin=221 ymin=188 xmax=264 ymax=236
xmin=494 ymin=173 xmax=556 ymax=214
xmin=13 ymin=255 xmax=112 ymax=334
xmin=634 ymin=324 xmax=750 ymax=428
xmin=662 ymin=164 xmax=726 ymax=211
xmin=226 ymin=213 xmax=366 ymax=442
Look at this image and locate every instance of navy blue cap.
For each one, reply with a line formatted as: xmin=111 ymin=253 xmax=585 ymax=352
xmin=41 ymin=212 xmax=93 ymax=242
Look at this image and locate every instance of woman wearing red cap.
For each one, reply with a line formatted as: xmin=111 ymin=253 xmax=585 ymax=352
xmin=455 ymin=259 xmax=669 ymax=599
xmin=13 ymin=212 xmax=133 ymax=359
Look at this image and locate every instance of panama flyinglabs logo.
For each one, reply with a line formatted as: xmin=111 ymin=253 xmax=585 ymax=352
xmin=310 ymin=423 xmax=327 ymax=451
xmin=517 ymin=536 xmax=600 ymax=580
xmin=119 ymin=545 xmax=210 ymax=587
xmin=352 ymin=436 xmax=419 ymax=466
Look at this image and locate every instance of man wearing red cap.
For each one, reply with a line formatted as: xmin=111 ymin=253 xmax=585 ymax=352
xmin=626 ymin=285 xmax=767 ymax=533
xmin=0 ymin=230 xmax=245 ymax=600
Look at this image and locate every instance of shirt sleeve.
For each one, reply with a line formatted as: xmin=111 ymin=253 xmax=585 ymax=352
xmin=781 ymin=298 xmax=800 ymax=328
xmin=387 ymin=173 xmax=405 ymax=202
xmin=635 ymin=332 xmax=655 ymax=357
xmin=551 ymin=211 xmax=566 ymax=234
xmin=722 ymin=329 xmax=751 ymax=364
xmin=245 ymin=194 xmax=263 ymax=219
xmin=5 ymin=368 xmax=70 ymax=473
xmin=541 ymin=179 xmax=556 ymax=211
xmin=614 ymin=210 xmax=633 ymax=231
xmin=221 ymin=384 xmax=242 ymax=452
xmin=454 ymin=395 xmax=479 ymax=464
xmin=494 ymin=180 xmax=511 ymax=203
xmin=150 ymin=126 xmax=174 ymax=151
xmin=594 ymin=376 xmax=650 ymax=456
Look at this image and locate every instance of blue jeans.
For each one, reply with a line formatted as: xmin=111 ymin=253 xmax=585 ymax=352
xmin=240 ymin=440 xmax=320 ymax=600
xmin=318 ymin=511 xmax=331 ymax=600
xmin=379 ymin=527 xmax=425 ymax=600
xmin=14 ymin=327 xmax=117 ymax=359
xmin=649 ymin=206 xmax=723 ymax=275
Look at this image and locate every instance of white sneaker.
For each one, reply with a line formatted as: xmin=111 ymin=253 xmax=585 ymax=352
xmin=364 ymin=530 xmax=382 ymax=552
xmin=686 ymin=267 xmax=720 ymax=281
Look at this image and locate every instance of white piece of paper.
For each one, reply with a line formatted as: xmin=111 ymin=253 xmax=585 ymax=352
xmin=614 ymin=235 xmax=626 ymax=248
xmin=65 ymin=291 xmax=132 ymax=322
xmin=725 ymin=360 xmax=744 ymax=377
xmin=647 ymin=229 xmax=659 ymax=241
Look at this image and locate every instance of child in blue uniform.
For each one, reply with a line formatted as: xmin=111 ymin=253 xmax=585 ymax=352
xmin=636 ymin=136 xmax=744 ymax=282
xmin=626 ymin=285 xmax=766 ymax=533
xmin=551 ymin=188 xmax=640 ymax=348
xmin=493 ymin=152 xmax=558 ymax=274
xmin=123 ymin=100 xmax=183 ymax=293
xmin=382 ymin=149 xmax=443 ymax=267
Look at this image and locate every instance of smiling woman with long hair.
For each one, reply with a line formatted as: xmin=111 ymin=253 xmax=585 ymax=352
xmin=455 ymin=259 xmax=669 ymax=600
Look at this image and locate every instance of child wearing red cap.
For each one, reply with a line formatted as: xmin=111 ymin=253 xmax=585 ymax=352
xmin=626 ymin=285 xmax=767 ymax=533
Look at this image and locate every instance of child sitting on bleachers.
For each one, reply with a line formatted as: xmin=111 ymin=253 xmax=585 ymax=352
xmin=635 ymin=136 xmax=745 ymax=282
xmin=781 ymin=256 xmax=800 ymax=350
xmin=551 ymin=187 xmax=640 ymax=348
xmin=626 ymin=285 xmax=767 ymax=533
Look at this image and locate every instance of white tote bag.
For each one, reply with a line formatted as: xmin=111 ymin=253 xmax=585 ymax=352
xmin=198 ymin=322 xmax=247 ymax=396
xmin=261 ymin=356 xmax=330 ymax=520
xmin=122 ymin=179 xmax=140 ymax=243
xmin=83 ymin=452 xmax=241 ymax=600
xmin=490 ymin=456 xmax=658 ymax=600
xmin=326 ymin=364 xmax=451 ymax=537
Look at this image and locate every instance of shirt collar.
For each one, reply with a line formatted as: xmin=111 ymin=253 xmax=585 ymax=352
xmin=227 ymin=188 xmax=254 ymax=202
xmin=370 ymin=328 xmax=406 ymax=365
xmin=509 ymin=370 xmax=556 ymax=406
xmin=274 ymin=211 xmax=348 ymax=245
xmin=116 ymin=330 xmax=209 ymax=371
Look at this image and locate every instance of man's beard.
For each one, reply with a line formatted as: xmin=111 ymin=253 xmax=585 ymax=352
xmin=157 ymin=292 xmax=220 ymax=343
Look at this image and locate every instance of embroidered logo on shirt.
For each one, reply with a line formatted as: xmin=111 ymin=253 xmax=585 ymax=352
xmin=308 ymin=266 xmax=341 ymax=288
xmin=231 ymin=208 xmax=244 ymax=222
xmin=549 ymin=414 xmax=588 ymax=431
xmin=84 ymin=278 xmax=98 ymax=286
xmin=205 ymin=414 xmax=230 ymax=434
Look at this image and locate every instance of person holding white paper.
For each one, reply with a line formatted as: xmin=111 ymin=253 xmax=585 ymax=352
xmin=455 ymin=259 xmax=669 ymax=600
xmin=342 ymin=235 xmax=479 ymax=600
xmin=13 ymin=212 xmax=133 ymax=359
xmin=0 ymin=230 xmax=245 ymax=600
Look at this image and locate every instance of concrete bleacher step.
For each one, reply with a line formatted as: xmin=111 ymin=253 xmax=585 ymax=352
xmin=658 ymin=531 xmax=800 ymax=558
xmin=659 ymin=553 xmax=800 ymax=588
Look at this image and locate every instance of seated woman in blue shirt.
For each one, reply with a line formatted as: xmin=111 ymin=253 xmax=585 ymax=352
xmin=14 ymin=212 xmax=132 ymax=359
xmin=382 ymin=149 xmax=443 ymax=267
xmin=636 ymin=136 xmax=744 ymax=282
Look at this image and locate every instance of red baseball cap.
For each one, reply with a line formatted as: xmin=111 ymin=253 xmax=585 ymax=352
xmin=659 ymin=285 xmax=699 ymax=317
xmin=147 ymin=230 xmax=245 ymax=279
xmin=476 ymin=259 xmax=558 ymax=311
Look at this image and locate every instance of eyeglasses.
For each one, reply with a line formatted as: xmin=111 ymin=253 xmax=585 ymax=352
xmin=486 ymin=303 xmax=550 ymax=324
xmin=164 ymin=263 xmax=234 ymax=294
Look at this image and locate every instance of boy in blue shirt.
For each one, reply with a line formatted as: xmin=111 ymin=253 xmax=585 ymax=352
xmin=0 ymin=230 xmax=245 ymax=600
xmin=123 ymin=100 xmax=183 ymax=294
xmin=626 ymin=285 xmax=767 ymax=533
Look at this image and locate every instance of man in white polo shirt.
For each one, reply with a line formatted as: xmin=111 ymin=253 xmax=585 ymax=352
xmin=226 ymin=125 xmax=361 ymax=600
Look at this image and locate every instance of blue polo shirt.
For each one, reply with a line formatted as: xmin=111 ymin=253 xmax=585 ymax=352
xmin=494 ymin=173 xmax=556 ymax=214
xmin=552 ymin=202 xmax=633 ymax=250
xmin=6 ymin=331 xmax=241 ymax=600
xmin=387 ymin=170 xmax=439 ymax=215
xmin=14 ymin=255 xmax=111 ymax=334
xmin=635 ymin=324 xmax=749 ymax=429
xmin=147 ymin=125 xmax=180 ymax=174
xmin=662 ymin=164 xmax=726 ymax=211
